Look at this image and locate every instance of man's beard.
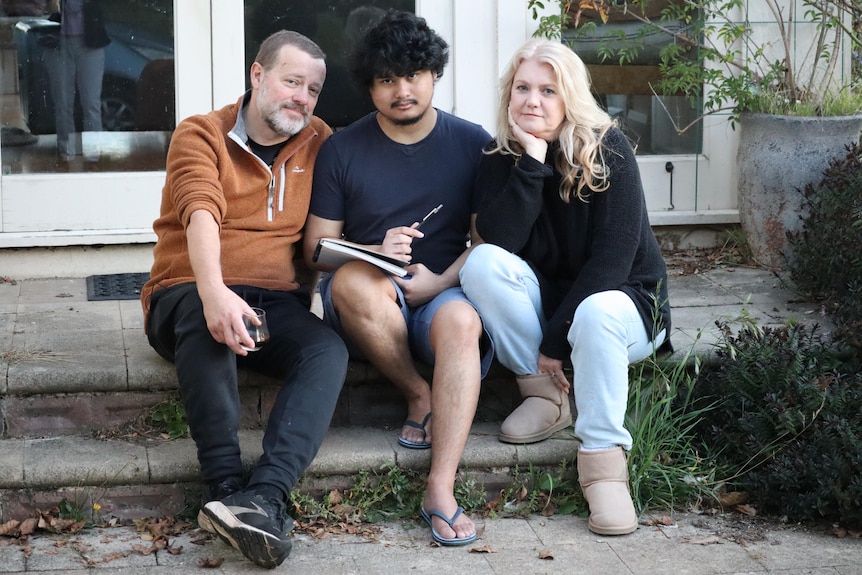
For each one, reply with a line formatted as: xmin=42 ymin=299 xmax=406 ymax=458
xmin=258 ymin=83 xmax=310 ymax=137
xmin=265 ymin=108 xmax=308 ymax=136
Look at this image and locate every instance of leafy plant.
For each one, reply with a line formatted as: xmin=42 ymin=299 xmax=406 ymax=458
xmin=487 ymin=461 xmax=587 ymax=518
xmin=693 ymin=321 xmax=862 ymax=529
xmin=531 ymin=0 xmax=862 ymax=127
xmin=57 ymin=498 xmax=89 ymax=523
xmin=787 ymin=141 xmax=862 ymax=352
xmin=293 ymin=463 xmax=426 ymax=523
xmin=454 ymin=472 xmax=490 ymax=513
xmin=150 ymin=396 xmax=189 ymax=439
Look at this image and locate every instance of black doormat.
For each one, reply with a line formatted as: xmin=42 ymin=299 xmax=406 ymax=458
xmin=86 ymin=272 xmax=150 ymax=301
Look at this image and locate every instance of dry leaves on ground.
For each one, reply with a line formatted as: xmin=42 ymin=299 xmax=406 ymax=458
xmin=294 ymin=517 xmax=382 ymax=540
xmin=664 ymin=245 xmax=755 ymax=276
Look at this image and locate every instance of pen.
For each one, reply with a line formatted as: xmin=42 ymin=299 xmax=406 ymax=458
xmin=414 ymin=203 xmax=443 ymax=230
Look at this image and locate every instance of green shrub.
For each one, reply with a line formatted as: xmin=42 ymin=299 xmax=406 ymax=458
xmin=788 ymin=142 xmax=862 ymax=352
xmin=693 ymin=321 xmax=862 ymax=529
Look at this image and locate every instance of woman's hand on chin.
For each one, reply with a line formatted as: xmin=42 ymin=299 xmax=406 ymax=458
xmin=509 ymin=105 xmax=548 ymax=163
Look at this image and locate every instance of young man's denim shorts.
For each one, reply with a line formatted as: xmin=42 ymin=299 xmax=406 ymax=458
xmin=318 ymin=272 xmax=495 ymax=378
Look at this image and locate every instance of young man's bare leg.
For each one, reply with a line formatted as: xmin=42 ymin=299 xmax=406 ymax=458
xmin=331 ymin=261 xmax=433 ymax=444
xmin=422 ymin=300 xmax=482 ymax=540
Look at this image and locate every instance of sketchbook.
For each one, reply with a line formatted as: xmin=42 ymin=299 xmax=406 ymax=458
xmin=312 ymin=238 xmax=409 ymax=277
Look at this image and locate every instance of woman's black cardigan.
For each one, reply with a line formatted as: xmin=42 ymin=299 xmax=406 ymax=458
xmin=474 ymin=127 xmax=671 ymax=360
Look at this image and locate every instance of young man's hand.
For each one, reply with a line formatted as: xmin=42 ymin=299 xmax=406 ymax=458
xmin=380 ymin=225 xmax=424 ymax=262
xmin=394 ymin=263 xmax=442 ymax=306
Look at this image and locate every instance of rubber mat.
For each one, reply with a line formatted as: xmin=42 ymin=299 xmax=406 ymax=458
xmin=86 ymin=272 xmax=150 ymax=301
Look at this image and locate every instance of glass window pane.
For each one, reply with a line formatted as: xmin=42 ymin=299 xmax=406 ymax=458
xmin=243 ymin=0 xmax=414 ymax=130
xmin=0 ymin=0 xmax=174 ymax=174
xmin=562 ymin=0 xmax=701 ymax=155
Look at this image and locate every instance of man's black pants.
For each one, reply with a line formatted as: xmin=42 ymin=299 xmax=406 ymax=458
xmin=146 ymin=283 xmax=348 ymax=496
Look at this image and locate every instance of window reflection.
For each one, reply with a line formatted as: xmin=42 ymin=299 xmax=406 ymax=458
xmin=243 ymin=0 xmax=414 ymax=130
xmin=562 ymin=0 xmax=702 ymax=155
xmin=0 ymin=0 xmax=174 ymax=174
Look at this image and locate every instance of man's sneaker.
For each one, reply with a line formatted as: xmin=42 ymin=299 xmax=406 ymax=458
xmin=197 ymin=476 xmax=244 ymax=534
xmin=202 ymin=489 xmax=294 ymax=569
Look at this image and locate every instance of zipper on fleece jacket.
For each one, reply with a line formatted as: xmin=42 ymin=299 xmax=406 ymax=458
xmin=266 ymin=164 xmax=288 ymax=221
xmin=227 ymin=119 xmax=317 ymax=222
xmin=227 ymin=130 xmax=279 ymax=222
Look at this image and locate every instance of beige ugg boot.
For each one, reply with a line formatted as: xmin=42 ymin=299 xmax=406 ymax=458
xmin=499 ymin=374 xmax=572 ymax=444
xmin=577 ymin=447 xmax=638 ymax=535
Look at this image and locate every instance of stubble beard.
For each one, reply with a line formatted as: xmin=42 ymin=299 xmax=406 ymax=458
xmin=385 ymin=100 xmax=427 ymax=127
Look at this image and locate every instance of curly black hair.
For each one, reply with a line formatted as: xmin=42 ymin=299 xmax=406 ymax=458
xmin=348 ymin=10 xmax=449 ymax=89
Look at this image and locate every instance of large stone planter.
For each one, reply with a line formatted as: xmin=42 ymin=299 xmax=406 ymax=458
xmin=737 ymin=113 xmax=862 ymax=269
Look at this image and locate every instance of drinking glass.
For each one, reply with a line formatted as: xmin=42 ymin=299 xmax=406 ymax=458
xmin=241 ymin=307 xmax=270 ymax=352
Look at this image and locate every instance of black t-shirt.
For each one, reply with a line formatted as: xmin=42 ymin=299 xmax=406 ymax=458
xmin=247 ymin=137 xmax=285 ymax=167
xmin=310 ymin=110 xmax=492 ymax=274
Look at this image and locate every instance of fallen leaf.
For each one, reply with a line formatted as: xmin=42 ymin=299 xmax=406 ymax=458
xmin=719 ymin=491 xmax=749 ymax=506
xmin=735 ymin=504 xmax=757 ymax=517
xmin=469 ymin=545 xmax=496 ymax=553
xmin=832 ymin=524 xmax=848 ymax=538
xmin=198 ymin=556 xmax=225 ymax=568
xmin=100 ymin=551 xmax=131 ymax=563
xmin=132 ymin=543 xmax=157 ymax=555
xmin=686 ymin=535 xmax=722 ymax=545
xmin=649 ymin=515 xmax=676 ymax=527
xmin=485 ymin=489 xmax=504 ymax=512
xmin=538 ymin=549 xmax=555 ymax=560
xmin=0 ymin=520 xmax=20 ymax=536
xmin=328 ymin=489 xmax=343 ymax=505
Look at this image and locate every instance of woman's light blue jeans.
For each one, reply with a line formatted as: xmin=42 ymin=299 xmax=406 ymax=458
xmin=460 ymin=243 xmax=665 ymax=450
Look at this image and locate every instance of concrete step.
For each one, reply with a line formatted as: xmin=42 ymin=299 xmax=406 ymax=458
xmin=0 ymin=422 xmax=577 ymax=523
xmin=1 ymin=342 xmax=539 ymax=522
xmin=3 ymin=353 xmax=520 ymax=437
xmin=1 ymin=278 xmax=522 ymax=437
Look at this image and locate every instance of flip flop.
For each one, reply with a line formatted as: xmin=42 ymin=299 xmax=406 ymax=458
xmin=420 ymin=506 xmax=477 ymax=546
xmin=398 ymin=412 xmax=432 ymax=449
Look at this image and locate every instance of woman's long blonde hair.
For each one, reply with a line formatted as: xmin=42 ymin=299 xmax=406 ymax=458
xmin=490 ymin=39 xmax=615 ymax=202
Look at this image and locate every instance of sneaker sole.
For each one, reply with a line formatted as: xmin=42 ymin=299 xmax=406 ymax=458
xmin=203 ymin=501 xmax=292 ymax=569
xmin=197 ymin=509 xmax=215 ymax=534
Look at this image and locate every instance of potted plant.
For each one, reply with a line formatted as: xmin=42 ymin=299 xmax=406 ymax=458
xmin=530 ymin=0 xmax=862 ymax=269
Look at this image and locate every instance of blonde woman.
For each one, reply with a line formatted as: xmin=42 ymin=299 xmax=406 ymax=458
xmin=459 ymin=39 xmax=671 ymax=535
